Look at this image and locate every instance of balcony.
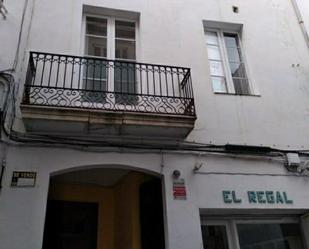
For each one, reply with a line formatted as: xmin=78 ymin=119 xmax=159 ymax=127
xmin=21 ymin=52 xmax=196 ymax=138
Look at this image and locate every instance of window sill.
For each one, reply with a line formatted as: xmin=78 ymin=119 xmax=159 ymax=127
xmin=214 ymin=92 xmax=261 ymax=97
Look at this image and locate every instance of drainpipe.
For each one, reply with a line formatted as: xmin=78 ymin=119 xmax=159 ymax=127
xmin=290 ymin=0 xmax=309 ymax=48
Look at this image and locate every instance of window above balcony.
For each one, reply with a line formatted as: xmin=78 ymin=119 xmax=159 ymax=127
xmin=20 ymin=52 xmax=196 ymax=138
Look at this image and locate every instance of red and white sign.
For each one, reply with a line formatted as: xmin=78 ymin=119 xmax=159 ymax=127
xmin=173 ymin=178 xmax=187 ymax=200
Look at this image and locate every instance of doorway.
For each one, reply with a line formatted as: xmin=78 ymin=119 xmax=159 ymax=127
xmin=140 ymin=178 xmax=166 ymax=249
xmin=43 ymin=201 xmax=98 ymax=249
xmin=42 ymin=168 xmax=166 ymax=249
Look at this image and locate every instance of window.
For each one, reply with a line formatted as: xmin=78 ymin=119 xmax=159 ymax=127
xmin=201 ymin=219 xmax=305 ymax=249
xmin=114 ymin=20 xmax=136 ymax=103
xmin=84 ymin=15 xmax=136 ymax=102
xmin=84 ymin=17 xmax=108 ymax=93
xmin=201 ymin=224 xmax=230 ymax=249
xmin=237 ymin=223 xmax=304 ymax=249
xmin=205 ymin=30 xmax=250 ymax=95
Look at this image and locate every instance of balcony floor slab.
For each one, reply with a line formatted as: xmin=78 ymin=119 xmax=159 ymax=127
xmin=20 ymin=105 xmax=196 ymax=139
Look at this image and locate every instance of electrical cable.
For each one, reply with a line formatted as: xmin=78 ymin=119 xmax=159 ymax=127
xmin=0 ymin=73 xmax=13 ymax=127
xmin=11 ymin=0 xmax=29 ymax=71
xmin=1 ymin=73 xmax=309 ymax=160
xmin=1 ymin=113 xmax=309 ymax=157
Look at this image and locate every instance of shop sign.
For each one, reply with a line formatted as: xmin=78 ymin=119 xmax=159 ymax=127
xmin=173 ymin=178 xmax=187 ymax=200
xmin=222 ymin=190 xmax=293 ymax=204
xmin=11 ymin=171 xmax=37 ymax=187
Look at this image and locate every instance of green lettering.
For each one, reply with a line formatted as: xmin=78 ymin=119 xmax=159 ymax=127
xmin=266 ymin=191 xmax=275 ymax=203
xmin=223 ymin=191 xmax=232 ymax=203
xmin=283 ymin=192 xmax=293 ymax=204
xmin=248 ymin=191 xmax=257 ymax=203
xmin=257 ymin=191 xmax=266 ymax=203
xmin=276 ymin=191 xmax=284 ymax=204
xmin=232 ymin=191 xmax=242 ymax=203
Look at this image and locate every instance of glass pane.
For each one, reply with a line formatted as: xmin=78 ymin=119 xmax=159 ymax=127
xmin=85 ymin=59 xmax=108 ymax=80
xmin=115 ymin=40 xmax=136 ymax=60
xmin=226 ymin=47 xmax=241 ymax=63
xmin=82 ymin=78 xmax=107 ymax=103
xmin=237 ymin=223 xmax=304 ymax=249
xmin=224 ymin=33 xmax=238 ymax=48
xmin=114 ymin=62 xmax=137 ymax=104
xmin=83 ymin=79 xmax=107 ymax=91
xmin=209 ymin=61 xmax=224 ymax=76
xmin=206 ymin=31 xmax=219 ymax=45
xmin=207 ymin=45 xmax=222 ymax=60
xmin=115 ymin=20 xmax=135 ymax=39
xmin=229 ymin=62 xmax=247 ymax=78
xmin=86 ymin=37 xmax=107 ymax=57
xmin=233 ymin=78 xmax=250 ymax=95
xmin=201 ymin=225 xmax=229 ymax=249
xmin=86 ymin=17 xmax=107 ymax=36
xmin=114 ymin=63 xmax=136 ymax=93
xmin=211 ymin=77 xmax=227 ymax=93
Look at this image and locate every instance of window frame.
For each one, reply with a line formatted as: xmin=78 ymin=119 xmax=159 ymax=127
xmin=82 ymin=14 xmax=138 ymax=61
xmin=81 ymin=14 xmax=138 ymax=94
xmin=84 ymin=16 xmax=108 ymax=59
xmin=114 ymin=19 xmax=136 ymax=61
xmin=205 ymin=29 xmax=229 ymax=93
xmin=201 ymin=220 xmax=235 ymax=249
xmin=205 ymin=28 xmax=253 ymax=95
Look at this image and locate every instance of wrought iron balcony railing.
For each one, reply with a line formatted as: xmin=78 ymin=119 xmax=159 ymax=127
xmin=23 ymin=52 xmax=196 ymax=116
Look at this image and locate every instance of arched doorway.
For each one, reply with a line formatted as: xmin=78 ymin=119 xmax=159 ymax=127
xmin=42 ymin=167 xmax=166 ymax=249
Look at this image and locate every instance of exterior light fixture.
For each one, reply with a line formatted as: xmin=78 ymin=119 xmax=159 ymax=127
xmin=172 ymin=170 xmax=181 ymax=179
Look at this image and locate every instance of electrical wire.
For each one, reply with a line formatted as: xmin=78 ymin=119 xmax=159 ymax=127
xmin=1 ymin=107 xmax=309 ymax=157
xmin=11 ymin=0 xmax=29 ymax=70
xmin=0 ymin=97 xmax=308 ymax=179
xmin=0 ymin=73 xmax=13 ymax=125
xmin=0 ymin=73 xmax=309 ymax=161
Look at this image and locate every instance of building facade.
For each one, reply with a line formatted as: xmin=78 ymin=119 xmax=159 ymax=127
xmin=1 ymin=1 xmax=309 ymax=249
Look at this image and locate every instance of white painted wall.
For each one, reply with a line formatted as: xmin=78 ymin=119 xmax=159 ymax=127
xmin=0 ymin=147 xmax=309 ymax=249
